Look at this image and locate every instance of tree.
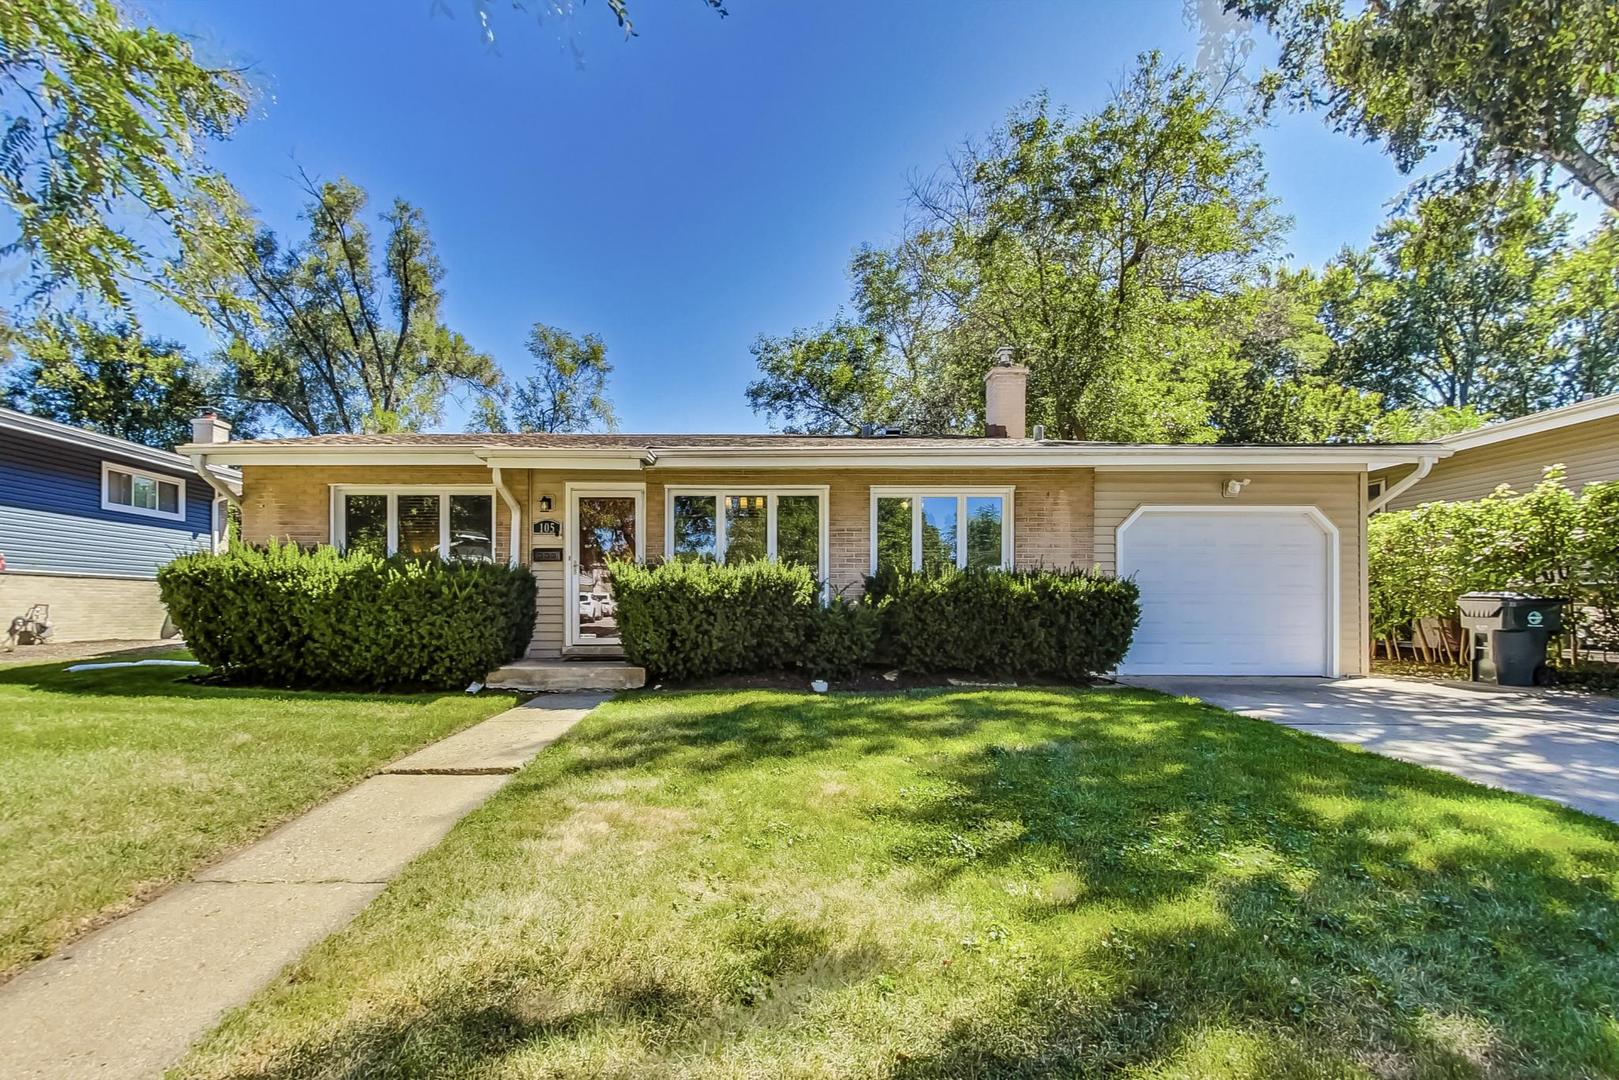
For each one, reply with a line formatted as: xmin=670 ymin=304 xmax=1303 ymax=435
xmin=0 ymin=0 xmax=249 ymax=306
xmin=748 ymin=54 xmax=1284 ymax=442
xmin=1226 ymin=0 xmax=1619 ymax=209
xmin=172 ymin=176 xmax=499 ymax=435
xmin=1 ymin=317 xmax=252 ymax=448
xmin=479 ymin=323 xmax=617 ymax=433
xmin=1545 ymin=223 xmax=1619 ymax=402
xmin=1323 ymin=181 xmax=1568 ymax=418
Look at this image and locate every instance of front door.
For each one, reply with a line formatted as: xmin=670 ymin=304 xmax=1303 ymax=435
xmin=568 ymin=489 xmax=642 ymax=647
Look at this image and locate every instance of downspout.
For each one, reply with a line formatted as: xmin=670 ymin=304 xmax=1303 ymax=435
xmin=487 ymin=463 xmax=523 ymax=568
xmin=1368 ymin=454 xmax=1438 ymax=516
xmin=188 ymin=452 xmax=241 ymax=553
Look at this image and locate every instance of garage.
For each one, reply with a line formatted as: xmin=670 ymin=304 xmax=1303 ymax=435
xmin=1115 ymin=506 xmax=1338 ymax=676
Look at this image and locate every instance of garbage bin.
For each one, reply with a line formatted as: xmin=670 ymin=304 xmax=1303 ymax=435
xmin=1456 ymin=592 xmax=1566 ymax=687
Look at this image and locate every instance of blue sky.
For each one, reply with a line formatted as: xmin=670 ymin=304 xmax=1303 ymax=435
xmin=71 ymin=2 xmax=1600 ymax=432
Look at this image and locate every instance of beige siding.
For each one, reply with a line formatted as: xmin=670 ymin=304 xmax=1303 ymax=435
xmin=1383 ymin=413 xmax=1619 ymax=510
xmin=0 ymin=572 xmax=180 ymax=642
xmin=1092 ymin=471 xmax=1368 ymax=675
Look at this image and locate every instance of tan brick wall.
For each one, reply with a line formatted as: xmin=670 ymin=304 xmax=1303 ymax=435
xmin=1092 ymin=470 xmax=1368 ymax=675
xmin=0 ymin=572 xmax=181 ymax=642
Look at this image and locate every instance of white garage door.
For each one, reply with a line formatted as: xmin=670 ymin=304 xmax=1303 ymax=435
xmin=1117 ymin=508 xmax=1335 ymax=676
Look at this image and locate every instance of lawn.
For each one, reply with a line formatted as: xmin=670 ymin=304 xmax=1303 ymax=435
xmin=0 ymin=652 xmax=516 ymax=978
xmin=173 ymin=689 xmax=1619 ymax=1079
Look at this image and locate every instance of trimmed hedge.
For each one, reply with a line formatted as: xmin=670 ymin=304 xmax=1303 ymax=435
xmin=158 ymin=541 xmax=537 ymax=690
xmin=608 ymin=558 xmax=833 ymax=681
xmin=610 ymin=557 xmax=1137 ymax=684
xmin=868 ymin=565 xmax=1140 ymax=679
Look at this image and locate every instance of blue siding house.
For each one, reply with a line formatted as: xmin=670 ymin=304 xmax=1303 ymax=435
xmin=0 ymin=408 xmax=240 ymax=643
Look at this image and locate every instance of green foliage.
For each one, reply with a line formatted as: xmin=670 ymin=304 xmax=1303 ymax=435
xmin=2 ymin=316 xmax=251 ymax=448
xmin=1367 ymin=468 xmax=1611 ymax=639
xmin=608 ymin=558 xmax=825 ymax=681
xmin=170 ymin=175 xmax=499 ymax=435
xmin=1229 ymin=0 xmax=1619 ymax=209
xmin=745 ymin=318 xmax=900 ymax=435
xmin=157 ymin=541 xmax=536 ymax=690
xmin=800 ymin=598 xmax=879 ymax=681
xmin=0 ymin=0 xmax=249 ymax=306
xmin=475 ymin=323 xmax=617 ymax=434
xmin=867 ymin=566 xmax=1141 ymax=679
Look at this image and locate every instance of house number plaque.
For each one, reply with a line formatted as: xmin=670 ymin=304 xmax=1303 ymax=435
xmin=533 ymin=519 xmax=562 ymax=536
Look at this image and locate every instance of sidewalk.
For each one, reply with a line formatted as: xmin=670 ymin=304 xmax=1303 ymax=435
xmin=0 ymin=692 xmax=605 ymax=1080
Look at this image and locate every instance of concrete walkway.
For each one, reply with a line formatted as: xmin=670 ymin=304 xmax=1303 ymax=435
xmin=1122 ymin=675 xmax=1619 ymax=822
xmin=0 ymin=692 xmax=604 ymax=1080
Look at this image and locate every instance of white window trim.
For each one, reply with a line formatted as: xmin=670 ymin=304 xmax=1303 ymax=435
xmin=868 ymin=486 xmax=1015 ymax=573
xmin=663 ymin=485 xmax=831 ymax=584
xmin=101 ymin=461 xmax=187 ymax=522
xmin=329 ymin=485 xmax=497 ymax=559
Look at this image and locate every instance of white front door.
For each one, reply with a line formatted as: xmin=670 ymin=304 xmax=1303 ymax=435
xmin=1117 ymin=507 xmax=1337 ymax=676
xmin=566 ymin=487 xmax=644 ymax=648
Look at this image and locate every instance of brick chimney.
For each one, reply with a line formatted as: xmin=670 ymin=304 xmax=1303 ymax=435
xmin=983 ymin=346 xmax=1028 ymax=439
xmin=190 ymin=411 xmax=232 ymax=445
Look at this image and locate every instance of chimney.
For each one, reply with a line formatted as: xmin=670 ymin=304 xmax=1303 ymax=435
xmin=191 ymin=411 xmax=232 ymax=445
xmin=983 ymin=346 xmax=1028 ymax=439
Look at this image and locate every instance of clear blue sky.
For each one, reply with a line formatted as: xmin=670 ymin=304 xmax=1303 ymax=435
xmin=93 ymin=1 xmax=1593 ymax=432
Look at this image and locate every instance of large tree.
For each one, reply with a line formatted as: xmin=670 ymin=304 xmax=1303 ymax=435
xmin=748 ymin=53 xmax=1284 ymax=442
xmin=1545 ymin=223 xmax=1619 ymax=402
xmin=173 ymin=176 xmax=499 ymax=435
xmin=0 ymin=0 xmax=249 ymax=306
xmin=478 ymin=323 xmax=617 ymax=433
xmin=1226 ymin=0 xmax=1619 ymax=208
xmin=2 ymin=317 xmax=251 ymax=448
xmin=1323 ymin=181 xmax=1568 ymax=418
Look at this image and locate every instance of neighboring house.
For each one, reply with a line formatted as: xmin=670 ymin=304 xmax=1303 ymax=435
xmin=1373 ymin=393 xmax=1619 ymax=511
xmin=0 ymin=409 xmax=240 ymax=643
xmin=187 ymin=363 xmax=1441 ymax=679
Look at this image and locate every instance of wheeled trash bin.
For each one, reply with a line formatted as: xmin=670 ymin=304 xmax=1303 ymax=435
xmin=1456 ymin=592 xmax=1566 ymax=687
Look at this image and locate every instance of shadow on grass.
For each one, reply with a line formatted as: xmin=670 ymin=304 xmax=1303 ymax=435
xmin=207 ymin=689 xmax=1619 ymax=1078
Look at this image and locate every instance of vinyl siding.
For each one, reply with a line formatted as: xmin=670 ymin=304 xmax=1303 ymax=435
xmin=1381 ymin=413 xmax=1619 ymax=510
xmin=0 ymin=427 xmax=213 ymax=578
xmin=1092 ymin=471 xmax=1367 ymax=675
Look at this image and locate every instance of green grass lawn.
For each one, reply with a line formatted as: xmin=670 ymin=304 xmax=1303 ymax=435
xmin=170 ymin=688 xmax=1619 ymax=1079
xmin=0 ymin=653 xmax=516 ymax=978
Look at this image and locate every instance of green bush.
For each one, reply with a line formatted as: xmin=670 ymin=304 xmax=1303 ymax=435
xmin=867 ymin=566 xmax=1140 ymax=679
xmin=158 ymin=541 xmax=537 ymax=690
xmin=609 ymin=558 xmax=825 ymax=681
xmin=801 ymin=598 xmax=880 ymax=681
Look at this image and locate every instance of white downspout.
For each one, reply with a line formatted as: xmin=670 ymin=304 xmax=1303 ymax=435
xmin=1368 ymin=454 xmax=1438 ymax=515
xmin=188 ymin=452 xmax=241 ymax=553
xmin=487 ymin=463 xmax=523 ymax=568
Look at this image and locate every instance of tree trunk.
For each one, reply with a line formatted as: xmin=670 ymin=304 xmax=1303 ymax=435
xmin=1547 ymin=138 xmax=1619 ymax=212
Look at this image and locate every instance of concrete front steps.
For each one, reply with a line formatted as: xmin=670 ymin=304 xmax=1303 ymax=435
xmin=485 ymin=658 xmax=646 ymax=692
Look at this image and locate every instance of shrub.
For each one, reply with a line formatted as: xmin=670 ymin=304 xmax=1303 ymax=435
xmin=867 ymin=566 xmax=1140 ymax=679
xmin=158 ymin=541 xmax=537 ymax=690
xmin=801 ymin=598 xmax=880 ymax=681
xmin=609 ymin=558 xmax=824 ymax=681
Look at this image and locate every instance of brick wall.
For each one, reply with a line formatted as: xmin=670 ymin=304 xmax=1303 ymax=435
xmin=0 ymin=572 xmax=179 ymax=642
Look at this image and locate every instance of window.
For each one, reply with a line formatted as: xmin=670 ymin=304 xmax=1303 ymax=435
xmin=665 ymin=487 xmax=828 ymax=580
xmin=102 ymin=463 xmax=185 ymax=521
xmin=871 ymin=488 xmax=1012 ymax=573
xmin=332 ymin=488 xmax=496 ymax=560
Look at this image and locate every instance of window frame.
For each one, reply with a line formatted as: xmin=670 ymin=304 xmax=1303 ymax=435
xmin=869 ymin=486 xmax=1015 ymax=574
xmin=663 ymin=485 xmax=830 ymax=583
xmin=101 ymin=461 xmax=187 ymax=522
xmin=329 ymin=485 xmax=498 ymax=560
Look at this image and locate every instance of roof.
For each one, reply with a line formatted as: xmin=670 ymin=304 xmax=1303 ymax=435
xmin=1440 ymin=393 xmax=1619 ymax=452
xmin=2 ymin=407 xmax=242 ymax=493
xmin=181 ymin=430 xmax=1446 ymax=472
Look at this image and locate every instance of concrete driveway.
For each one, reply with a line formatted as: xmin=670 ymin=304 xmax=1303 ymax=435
xmin=1120 ymin=675 xmax=1619 ymax=823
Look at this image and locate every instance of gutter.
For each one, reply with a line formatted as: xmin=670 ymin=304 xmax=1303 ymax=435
xmin=483 ymin=461 xmax=524 ymax=568
xmin=1368 ymin=454 xmax=1439 ymax=515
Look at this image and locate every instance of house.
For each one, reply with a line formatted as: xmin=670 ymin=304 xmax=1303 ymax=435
xmin=184 ymin=362 xmax=1443 ymax=682
xmin=0 ymin=409 xmax=240 ymax=643
xmin=1372 ymin=392 xmax=1619 ymax=511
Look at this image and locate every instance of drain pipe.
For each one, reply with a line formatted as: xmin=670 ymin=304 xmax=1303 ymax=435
xmin=187 ymin=453 xmax=241 ymax=553
xmin=486 ymin=462 xmax=523 ymax=567
xmin=1368 ymin=454 xmax=1438 ymax=515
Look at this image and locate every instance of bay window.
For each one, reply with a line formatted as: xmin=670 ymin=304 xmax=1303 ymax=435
xmin=332 ymin=488 xmax=496 ymax=560
xmin=871 ymin=488 xmax=1012 ymax=573
xmin=665 ymin=487 xmax=828 ymax=580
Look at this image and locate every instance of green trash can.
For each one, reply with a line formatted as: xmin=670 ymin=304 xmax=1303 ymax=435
xmin=1456 ymin=592 xmax=1566 ymax=687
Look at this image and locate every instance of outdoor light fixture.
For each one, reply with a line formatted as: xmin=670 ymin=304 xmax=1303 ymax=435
xmin=538 ymin=495 xmax=553 ymax=512
xmin=1222 ymin=478 xmax=1251 ymax=498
